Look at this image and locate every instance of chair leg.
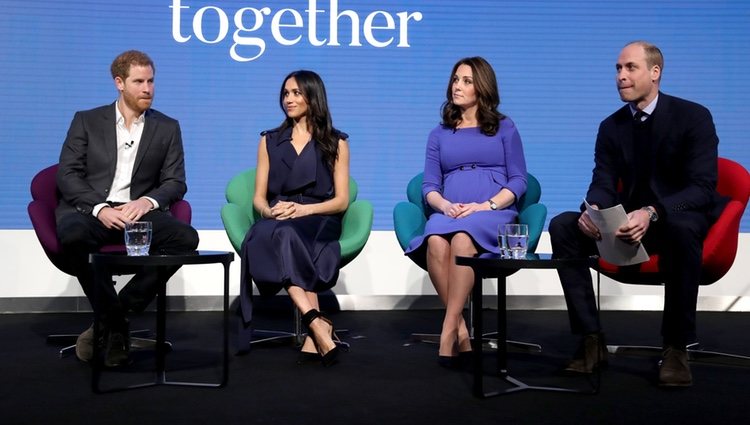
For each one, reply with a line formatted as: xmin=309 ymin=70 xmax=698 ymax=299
xmin=249 ymin=308 xmax=304 ymax=347
xmin=607 ymin=342 xmax=750 ymax=367
xmin=249 ymin=308 xmax=350 ymax=349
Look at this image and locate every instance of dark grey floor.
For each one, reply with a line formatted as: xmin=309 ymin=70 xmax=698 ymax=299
xmin=1 ymin=309 xmax=748 ymax=425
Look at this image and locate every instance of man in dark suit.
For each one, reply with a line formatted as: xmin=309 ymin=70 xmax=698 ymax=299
xmin=549 ymin=41 xmax=726 ymax=387
xmin=56 ymin=50 xmax=199 ymax=367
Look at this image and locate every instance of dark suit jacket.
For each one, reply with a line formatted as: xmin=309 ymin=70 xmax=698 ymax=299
xmin=56 ymin=103 xmax=187 ymax=220
xmin=586 ymin=92 xmax=725 ymax=220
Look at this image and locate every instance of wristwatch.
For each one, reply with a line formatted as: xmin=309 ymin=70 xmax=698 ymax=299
xmin=488 ymin=199 xmax=498 ymax=210
xmin=642 ymin=206 xmax=659 ymax=222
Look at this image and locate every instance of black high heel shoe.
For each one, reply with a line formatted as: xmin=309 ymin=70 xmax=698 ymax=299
xmin=301 ymin=309 xmax=339 ymax=367
xmin=297 ymin=336 xmax=322 ymax=365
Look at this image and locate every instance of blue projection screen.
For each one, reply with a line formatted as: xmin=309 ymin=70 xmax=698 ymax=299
xmin=2 ymin=0 xmax=748 ymax=231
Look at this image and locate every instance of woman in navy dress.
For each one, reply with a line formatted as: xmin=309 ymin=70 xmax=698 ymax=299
xmin=241 ymin=70 xmax=350 ymax=366
xmin=405 ymin=57 xmax=527 ymax=366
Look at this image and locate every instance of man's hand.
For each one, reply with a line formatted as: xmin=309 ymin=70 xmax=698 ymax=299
xmin=616 ymin=209 xmax=651 ymax=244
xmin=578 ymin=208 xmax=602 ymax=240
xmin=96 ymin=207 xmax=130 ymax=230
xmin=114 ymin=198 xmax=154 ymax=222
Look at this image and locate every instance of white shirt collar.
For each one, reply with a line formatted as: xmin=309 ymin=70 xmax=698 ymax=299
xmin=629 ymin=93 xmax=659 ymax=118
xmin=115 ymin=100 xmax=146 ymax=127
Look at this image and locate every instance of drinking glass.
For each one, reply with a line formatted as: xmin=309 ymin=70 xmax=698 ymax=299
xmin=504 ymin=223 xmax=529 ymax=259
xmin=497 ymin=224 xmax=510 ymax=258
xmin=124 ymin=221 xmax=152 ymax=256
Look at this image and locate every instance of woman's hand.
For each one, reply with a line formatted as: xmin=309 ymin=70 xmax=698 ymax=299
xmin=442 ymin=202 xmax=485 ymax=218
xmin=268 ymin=201 xmax=311 ymax=220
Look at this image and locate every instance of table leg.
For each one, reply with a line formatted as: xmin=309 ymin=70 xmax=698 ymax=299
xmin=471 ymin=272 xmax=484 ymax=397
xmin=155 ymin=269 xmax=167 ymax=384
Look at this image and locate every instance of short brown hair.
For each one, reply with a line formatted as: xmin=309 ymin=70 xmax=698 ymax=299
xmin=110 ymin=50 xmax=155 ymax=80
xmin=626 ymin=41 xmax=663 ymax=80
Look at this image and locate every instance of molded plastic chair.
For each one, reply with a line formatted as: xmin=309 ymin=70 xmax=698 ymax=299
xmin=597 ymin=157 xmax=750 ymax=366
xmin=393 ymin=172 xmax=547 ymax=350
xmin=221 ymin=168 xmax=373 ymax=351
xmin=28 ymin=164 xmax=193 ymax=357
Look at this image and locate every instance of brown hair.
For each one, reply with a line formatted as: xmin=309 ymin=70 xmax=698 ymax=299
xmin=626 ymin=41 xmax=664 ymax=81
xmin=441 ymin=56 xmax=504 ymax=136
xmin=277 ymin=70 xmax=341 ymax=169
xmin=110 ymin=50 xmax=155 ymax=80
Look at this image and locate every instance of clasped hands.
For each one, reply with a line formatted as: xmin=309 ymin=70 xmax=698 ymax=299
xmin=97 ymin=198 xmax=155 ymax=230
xmin=265 ymin=201 xmax=311 ymax=220
xmin=442 ymin=201 xmax=486 ymax=218
xmin=578 ymin=207 xmax=651 ymax=244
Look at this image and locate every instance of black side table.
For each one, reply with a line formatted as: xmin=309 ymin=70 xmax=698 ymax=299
xmin=89 ymin=250 xmax=234 ymax=393
xmin=455 ymin=253 xmax=599 ymax=398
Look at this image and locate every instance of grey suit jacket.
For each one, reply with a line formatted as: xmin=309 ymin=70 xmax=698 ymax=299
xmin=56 ymin=103 xmax=187 ymax=220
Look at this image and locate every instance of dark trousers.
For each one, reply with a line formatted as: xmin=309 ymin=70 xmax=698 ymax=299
xmin=549 ymin=210 xmax=709 ymax=348
xmin=57 ymin=210 xmax=199 ymax=327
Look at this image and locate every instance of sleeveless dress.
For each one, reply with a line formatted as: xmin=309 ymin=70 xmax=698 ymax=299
xmin=238 ymin=126 xmax=345 ymax=323
xmin=405 ymin=118 xmax=527 ymax=266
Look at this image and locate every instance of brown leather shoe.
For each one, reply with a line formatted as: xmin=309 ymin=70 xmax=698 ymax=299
xmin=564 ymin=333 xmax=608 ymax=374
xmin=659 ymin=346 xmax=692 ymax=387
xmin=75 ymin=324 xmax=95 ymax=362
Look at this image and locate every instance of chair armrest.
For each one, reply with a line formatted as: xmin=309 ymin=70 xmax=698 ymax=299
xmin=518 ymin=202 xmax=547 ymax=254
xmin=221 ymin=203 xmax=254 ymax=254
xmin=340 ymin=200 xmax=374 ymax=265
xmin=393 ymin=201 xmax=427 ymax=251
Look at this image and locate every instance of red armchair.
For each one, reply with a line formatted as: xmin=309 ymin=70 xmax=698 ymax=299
xmin=598 ymin=157 xmax=750 ymax=366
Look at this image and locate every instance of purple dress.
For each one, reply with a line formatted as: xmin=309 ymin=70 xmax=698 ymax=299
xmin=405 ymin=118 xmax=527 ymax=262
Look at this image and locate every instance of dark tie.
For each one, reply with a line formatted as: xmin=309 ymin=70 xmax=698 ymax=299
xmin=634 ymin=110 xmax=647 ymax=122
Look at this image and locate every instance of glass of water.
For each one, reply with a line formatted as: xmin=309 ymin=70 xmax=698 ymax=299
xmin=504 ymin=223 xmax=529 ymax=259
xmin=497 ymin=224 xmax=510 ymax=258
xmin=124 ymin=221 xmax=152 ymax=256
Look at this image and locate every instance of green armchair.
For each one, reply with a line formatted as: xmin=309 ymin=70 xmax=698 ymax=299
xmin=221 ymin=168 xmax=373 ymax=351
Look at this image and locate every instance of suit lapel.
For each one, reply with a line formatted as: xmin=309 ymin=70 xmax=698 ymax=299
xmin=649 ymin=93 xmax=671 ymax=168
xmin=133 ymin=109 xmax=156 ymax=177
xmin=102 ymin=104 xmax=119 ymax=178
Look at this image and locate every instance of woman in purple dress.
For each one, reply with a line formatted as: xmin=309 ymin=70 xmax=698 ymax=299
xmin=241 ymin=70 xmax=350 ymax=366
xmin=405 ymin=57 xmax=527 ymax=367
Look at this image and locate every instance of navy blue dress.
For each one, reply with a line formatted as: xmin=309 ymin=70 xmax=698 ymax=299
xmin=238 ymin=126 xmax=344 ymax=324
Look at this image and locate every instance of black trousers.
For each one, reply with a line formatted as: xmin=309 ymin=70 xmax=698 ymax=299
xmin=549 ymin=210 xmax=709 ymax=348
xmin=57 ymin=209 xmax=199 ymax=327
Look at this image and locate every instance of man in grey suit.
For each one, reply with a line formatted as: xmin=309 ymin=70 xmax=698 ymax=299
xmin=550 ymin=41 xmax=727 ymax=387
xmin=56 ymin=50 xmax=199 ymax=367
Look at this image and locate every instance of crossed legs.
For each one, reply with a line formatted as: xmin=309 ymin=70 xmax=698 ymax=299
xmin=287 ymin=286 xmax=337 ymax=363
xmin=426 ymin=232 xmax=477 ymax=358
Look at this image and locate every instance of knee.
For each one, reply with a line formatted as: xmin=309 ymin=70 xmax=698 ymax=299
xmin=450 ymin=232 xmax=476 ymax=255
xmin=426 ymin=235 xmax=450 ymax=257
xmin=57 ymin=220 xmax=93 ymax=249
xmin=549 ymin=212 xmax=579 ymax=242
xmin=661 ymin=215 xmax=706 ymax=247
xmin=183 ymin=226 xmax=200 ymax=250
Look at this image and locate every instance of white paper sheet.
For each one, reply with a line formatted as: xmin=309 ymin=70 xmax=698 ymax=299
xmin=584 ymin=200 xmax=650 ymax=266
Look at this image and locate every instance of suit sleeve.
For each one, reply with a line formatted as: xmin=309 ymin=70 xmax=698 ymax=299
xmin=585 ymin=120 xmax=620 ymax=209
xmin=139 ymin=120 xmax=187 ymax=210
xmin=657 ymin=105 xmax=719 ymax=216
xmin=57 ymin=111 xmax=103 ymax=215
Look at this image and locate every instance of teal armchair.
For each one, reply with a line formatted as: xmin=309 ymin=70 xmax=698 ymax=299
xmin=221 ymin=168 xmax=373 ymax=351
xmin=393 ymin=172 xmax=547 ymax=267
xmin=392 ymin=171 xmax=547 ymax=348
